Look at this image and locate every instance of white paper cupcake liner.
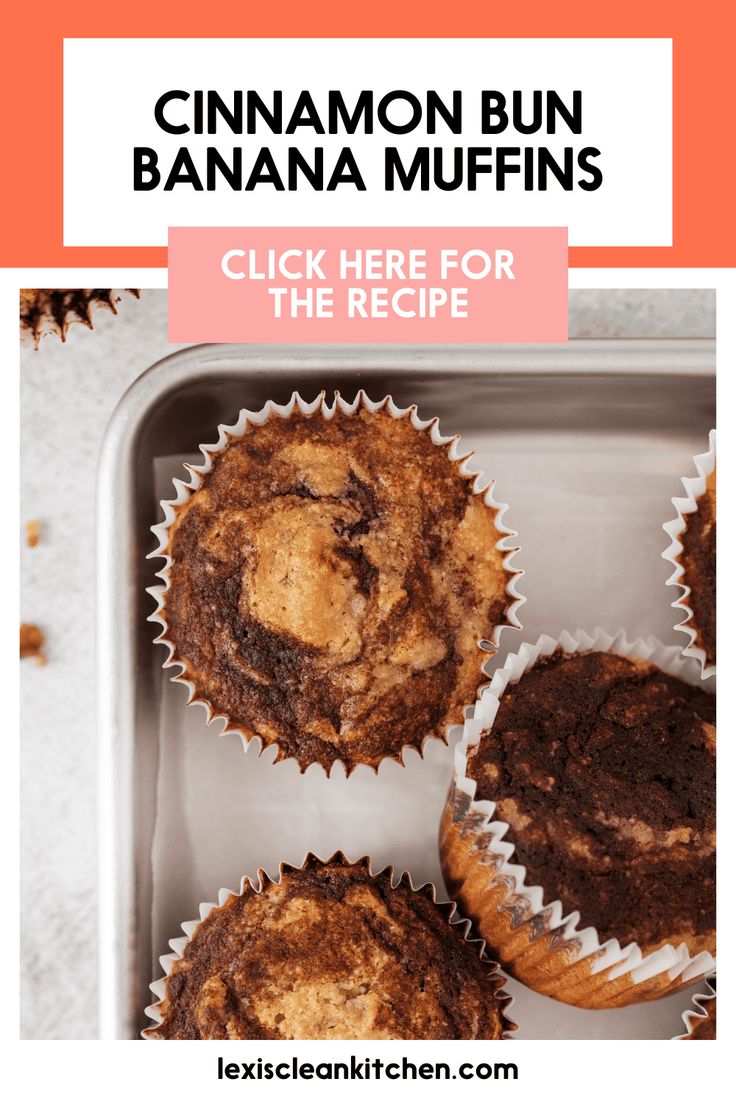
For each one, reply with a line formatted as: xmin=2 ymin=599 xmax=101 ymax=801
xmin=662 ymin=429 xmax=716 ymax=679
xmin=440 ymin=627 xmax=716 ymax=1009
xmin=143 ymin=850 xmax=516 ymax=1039
xmin=674 ymin=975 xmax=716 ymax=1039
xmin=147 ymin=389 xmax=525 ymax=773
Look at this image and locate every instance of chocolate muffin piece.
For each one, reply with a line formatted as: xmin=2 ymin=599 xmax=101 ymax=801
xmin=161 ymin=405 xmax=512 ymax=771
xmin=679 ymin=468 xmax=716 ymax=665
xmin=146 ymin=856 xmax=511 ymax=1040
xmin=468 ymin=650 xmax=715 ymax=955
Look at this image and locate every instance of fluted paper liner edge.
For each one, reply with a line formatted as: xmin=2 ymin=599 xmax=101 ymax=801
xmin=674 ymin=975 xmax=716 ymax=1039
xmin=662 ymin=429 xmax=716 ymax=680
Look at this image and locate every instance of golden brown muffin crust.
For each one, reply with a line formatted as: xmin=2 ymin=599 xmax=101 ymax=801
xmin=680 ymin=468 xmax=716 ymax=665
xmin=468 ymin=651 xmax=715 ymax=953
xmin=162 ymin=405 xmax=512 ymax=771
xmin=147 ymin=856 xmax=511 ymax=1040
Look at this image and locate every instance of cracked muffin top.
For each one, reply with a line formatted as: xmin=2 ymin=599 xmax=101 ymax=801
xmin=145 ymin=856 xmax=511 ymax=1040
xmin=468 ymin=650 xmax=716 ymax=955
xmin=679 ymin=468 xmax=716 ymax=666
xmin=160 ymin=404 xmax=513 ymax=771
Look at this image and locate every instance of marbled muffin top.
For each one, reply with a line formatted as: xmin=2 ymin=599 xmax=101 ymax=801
xmin=468 ymin=650 xmax=716 ymax=952
xmin=162 ymin=406 xmax=511 ymax=771
xmin=680 ymin=468 xmax=716 ymax=665
xmin=146 ymin=857 xmax=511 ymax=1040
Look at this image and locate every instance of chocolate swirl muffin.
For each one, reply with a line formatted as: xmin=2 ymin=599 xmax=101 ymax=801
xmin=157 ymin=402 xmax=515 ymax=771
xmin=466 ymin=650 xmax=716 ymax=957
xmin=20 ymin=288 xmax=139 ymax=347
xmin=678 ymin=468 xmax=716 ymax=666
xmin=145 ymin=856 xmax=513 ymax=1040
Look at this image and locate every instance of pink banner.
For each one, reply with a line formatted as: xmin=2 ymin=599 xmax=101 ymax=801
xmin=168 ymin=226 xmax=567 ymax=343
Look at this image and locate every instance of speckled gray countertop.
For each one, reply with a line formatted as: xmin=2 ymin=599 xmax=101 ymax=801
xmin=20 ymin=288 xmax=715 ymax=1039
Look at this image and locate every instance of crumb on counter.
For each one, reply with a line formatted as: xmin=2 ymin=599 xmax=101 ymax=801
xmin=25 ymin=520 xmax=41 ymax=548
xmin=20 ymin=623 xmax=46 ymax=665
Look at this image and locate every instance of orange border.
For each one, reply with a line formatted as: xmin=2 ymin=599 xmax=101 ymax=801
xmin=1 ymin=0 xmax=734 ymax=268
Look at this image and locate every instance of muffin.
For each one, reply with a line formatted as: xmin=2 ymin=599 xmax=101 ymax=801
xmin=663 ymin=431 xmax=716 ymax=676
xmin=151 ymin=394 xmax=521 ymax=772
xmin=144 ymin=854 xmax=514 ymax=1040
xmin=440 ymin=631 xmax=716 ymax=1009
xmin=20 ymin=288 xmax=140 ymax=347
xmin=679 ymin=979 xmax=716 ymax=1040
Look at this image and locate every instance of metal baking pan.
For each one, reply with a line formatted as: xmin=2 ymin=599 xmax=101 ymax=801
xmin=97 ymin=340 xmax=716 ymax=1041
